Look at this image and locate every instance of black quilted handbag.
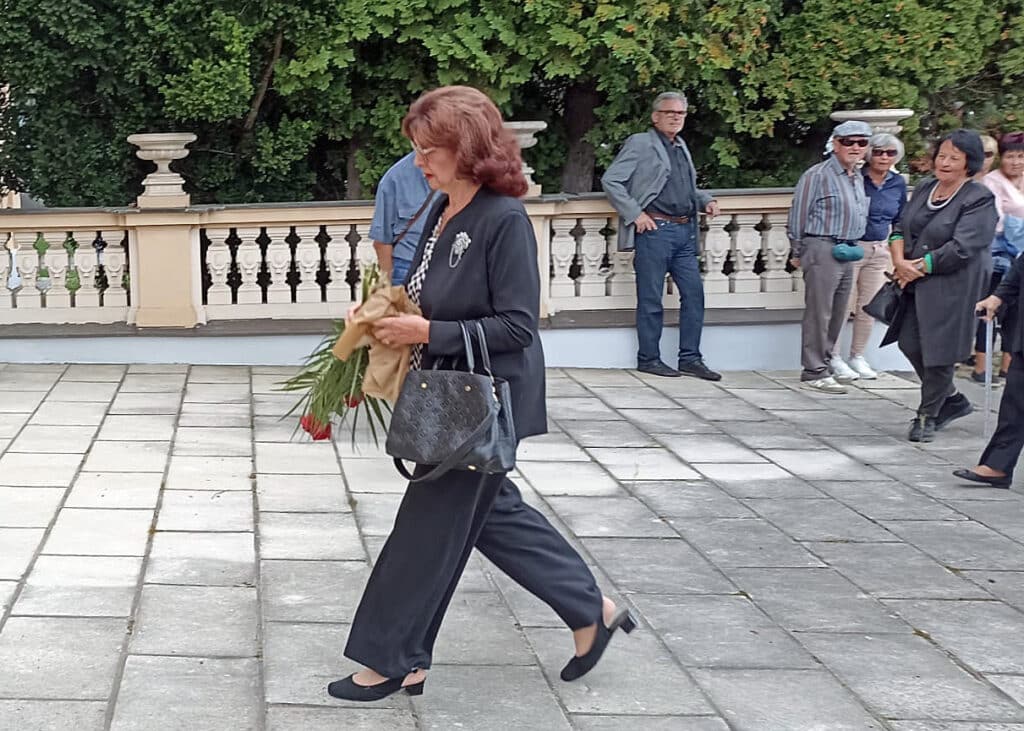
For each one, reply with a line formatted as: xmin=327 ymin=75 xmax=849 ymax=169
xmin=386 ymin=321 xmax=516 ymax=482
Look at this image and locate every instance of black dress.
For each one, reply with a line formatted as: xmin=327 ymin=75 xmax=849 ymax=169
xmin=342 ymin=187 xmax=603 ymax=678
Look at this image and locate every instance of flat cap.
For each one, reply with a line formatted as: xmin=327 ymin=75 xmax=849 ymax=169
xmin=832 ymin=120 xmax=873 ymax=138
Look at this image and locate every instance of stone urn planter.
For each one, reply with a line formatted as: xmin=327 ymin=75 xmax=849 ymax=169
xmin=830 ymin=109 xmax=914 ymax=136
xmin=127 ymin=132 xmax=197 ymax=208
xmin=504 ymin=121 xmax=548 ymax=197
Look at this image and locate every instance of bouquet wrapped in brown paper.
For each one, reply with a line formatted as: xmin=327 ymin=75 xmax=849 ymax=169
xmin=278 ymin=265 xmax=417 ymax=444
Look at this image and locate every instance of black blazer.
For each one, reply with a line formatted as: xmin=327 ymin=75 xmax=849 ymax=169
xmin=996 ymin=253 xmax=1023 ymax=355
xmin=409 ymin=187 xmax=547 ymax=441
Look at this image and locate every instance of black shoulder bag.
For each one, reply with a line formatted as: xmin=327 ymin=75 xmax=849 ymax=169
xmin=386 ymin=321 xmax=516 ymax=482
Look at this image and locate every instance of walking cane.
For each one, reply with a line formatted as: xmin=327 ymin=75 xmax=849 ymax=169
xmin=981 ymin=311 xmax=995 ymax=439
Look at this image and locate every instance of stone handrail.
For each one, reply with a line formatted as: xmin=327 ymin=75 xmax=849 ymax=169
xmin=0 ymin=188 xmax=800 ymax=327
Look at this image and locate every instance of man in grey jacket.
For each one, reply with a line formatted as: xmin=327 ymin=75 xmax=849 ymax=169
xmin=601 ymin=91 xmax=721 ymax=379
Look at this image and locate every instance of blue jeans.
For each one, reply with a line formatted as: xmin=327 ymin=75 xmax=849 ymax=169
xmin=392 ymin=257 xmax=412 ymax=286
xmin=633 ymin=220 xmax=704 ymax=365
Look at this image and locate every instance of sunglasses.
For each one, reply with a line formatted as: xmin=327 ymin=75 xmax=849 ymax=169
xmin=837 ymin=138 xmax=870 ymax=148
xmin=873 ymin=149 xmax=898 ymax=157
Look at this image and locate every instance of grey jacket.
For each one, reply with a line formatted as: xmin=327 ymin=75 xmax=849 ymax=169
xmin=601 ymin=128 xmax=713 ymax=251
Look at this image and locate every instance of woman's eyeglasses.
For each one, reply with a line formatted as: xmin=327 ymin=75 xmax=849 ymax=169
xmin=984 ymin=151 xmax=996 ymax=159
xmin=873 ymin=149 xmax=898 ymax=157
xmin=837 ymin=138 xmax=870 ymax=148
xmin=411 ymin=143 xmax=436 ymax=158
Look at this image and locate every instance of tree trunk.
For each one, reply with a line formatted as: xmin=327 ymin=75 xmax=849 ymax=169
xmin=346 ymin=137 xmax=363 ymax=200
xmin=560 ymin=81 xmax=601 ymax=193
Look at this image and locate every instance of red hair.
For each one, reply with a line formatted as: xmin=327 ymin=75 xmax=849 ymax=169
xmin=402 ymin=86 xmax=528 ymax=198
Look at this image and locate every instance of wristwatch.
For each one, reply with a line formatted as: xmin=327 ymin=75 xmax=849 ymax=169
xmin=914 ymin=261 xmax=926 ymax=273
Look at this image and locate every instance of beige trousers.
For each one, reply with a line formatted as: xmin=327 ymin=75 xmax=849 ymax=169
xmin=846 ymin=241 xmax=892 ymax=357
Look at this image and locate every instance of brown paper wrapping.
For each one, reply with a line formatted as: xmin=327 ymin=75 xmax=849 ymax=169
xmin=332 ymin=285 xmax=422 ymax=402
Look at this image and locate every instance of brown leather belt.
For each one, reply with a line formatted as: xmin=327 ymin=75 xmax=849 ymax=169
xmin=648 ymin=212 xmax=692 ymax=224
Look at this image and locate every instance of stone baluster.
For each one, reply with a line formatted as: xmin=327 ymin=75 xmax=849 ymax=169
xmin=235 ymin=228 xmax=263 ymax=305
xmin=702 ymin=215 xmax=731 ymax=295
xmin=732 ymin=214 xmax=763 ymax=294
xmin=102 ymin=232 xmax=128 ymax=308
xmin=324 ymin=226 xmax=351 ymax=303
xmin=577 ymin=217 xmax=609 ymax=299
xmin=14 ymin=232 xmax=42 ymax=309
xmin=264 ymin=226 xmax=293 ymax=305
xmin=44 ymin=237 xmax=71 ymax=309
xmin=763 ymin=213 xmax=795 ymax=292
xmin=353 ymin=222 xmax=376 ymax=272
xmin=73 ymin=231 xmax=101 ymax=307
xmin=205 ymin=228 xmax=234 ymax=306
xmin=549 ymin=218 xmax=577 ymax=300
xmin=294 ymin=226 xmax=323 ymax=303
xmin=0 ymin=234 xmax=12 ymax=309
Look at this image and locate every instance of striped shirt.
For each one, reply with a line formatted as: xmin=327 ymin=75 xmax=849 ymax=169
xmin=787 ymin=155 xmax=868 ymax=256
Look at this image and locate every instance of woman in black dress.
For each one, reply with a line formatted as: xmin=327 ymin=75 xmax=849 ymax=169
xmin=883 ymin=129 xmax=998 ymax=442
xmin=328 ymin=86 xmax=634 ymax=702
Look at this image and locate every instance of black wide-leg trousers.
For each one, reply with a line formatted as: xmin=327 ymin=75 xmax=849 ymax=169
xmin=343 ymin=468 xmax=603 ymax=679
xmin=980 ymin=352 xmax=1024 ymax=479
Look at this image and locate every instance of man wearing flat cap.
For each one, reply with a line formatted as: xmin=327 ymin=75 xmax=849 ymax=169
xmin=787 ymin=120 xmax=872 ymax=394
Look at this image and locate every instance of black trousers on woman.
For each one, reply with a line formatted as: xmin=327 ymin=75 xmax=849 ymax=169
xmin=980 ymin=352 xmax=1024 ymax=479
xmin=344 ymin=468 xmax=603 ymax=679
xmin=897 ymin=303 xmax=956 ymax=417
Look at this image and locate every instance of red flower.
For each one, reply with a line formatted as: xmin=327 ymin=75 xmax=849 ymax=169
xmin=345 ymin=394 xmax=364 ymax=408
xmin=300 ymin=413 xmax=333 ymax=441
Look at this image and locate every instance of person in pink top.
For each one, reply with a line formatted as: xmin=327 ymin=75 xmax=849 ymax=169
xmin=975 ymin=131 xmax=1024 ymax=380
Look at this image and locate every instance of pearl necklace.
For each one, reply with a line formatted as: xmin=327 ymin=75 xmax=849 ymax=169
xmin=927 ymin=179 xmax=968 ymax=210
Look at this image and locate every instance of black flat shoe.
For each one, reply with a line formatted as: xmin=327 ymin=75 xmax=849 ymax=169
xmin=327 ymin=674 xmax=425 ymax=702
xmin=560 ymin=609 xmax=637 ymax=682
xmin=908 ymin=415 xmax=936 ymax=443
xmin=935 ymin=393 xmax=973 ymax=430
xmin=638 ymin=360 xmax=681 ymax=378
xmin=952 ymin=468 xmax=1011 ymax=489
xmin=678 ymin=359 xmax=722 ymax=381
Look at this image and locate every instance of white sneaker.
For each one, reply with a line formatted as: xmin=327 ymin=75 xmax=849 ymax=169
xmin=829 ymin=355 xmax=860 ymax=382
xmin=848 ymin=355 xmax=878 ymax=380
xmin=802 ymin=376 xmax=848 ymax=394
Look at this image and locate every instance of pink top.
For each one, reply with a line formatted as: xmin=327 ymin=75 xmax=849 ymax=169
xmin=982 ymin=169 xmax=1024 ymax=232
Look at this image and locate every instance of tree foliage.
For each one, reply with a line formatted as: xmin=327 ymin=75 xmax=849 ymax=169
xmin=1 ymin=0 xmax=1022 ymax=206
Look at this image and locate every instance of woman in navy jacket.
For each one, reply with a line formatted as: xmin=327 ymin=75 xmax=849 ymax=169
xmin=328 ymin=87 xmax=634 ymax=702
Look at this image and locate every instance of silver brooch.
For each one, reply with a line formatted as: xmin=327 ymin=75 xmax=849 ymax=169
xmin=449 ymin=231 xmax=472 ymax=268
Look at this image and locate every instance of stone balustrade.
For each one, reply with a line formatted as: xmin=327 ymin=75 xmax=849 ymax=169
xmin=0 ymin=189 xmax=799 ymax=328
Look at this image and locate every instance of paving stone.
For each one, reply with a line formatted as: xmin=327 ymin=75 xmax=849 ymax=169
xmin=640 ymin=374 xmax=725 ymax=397
xmin=0 ymin=412 xmax=29 ymax=438
xmin=557 ymin=419 xmax=657 ymax=448
xmin=82 ymin=440 xmax=171 ymax=472
xmin=431 ymin=592 xmax=535 ymax=666
xmin=673 ymin=518 xmax=824 ymax=568
xmin=0 ymin=580 xmax=16 ymax=613
xmin=0 ymin=528 xmax=44 ymax=579
xmin=988 ymin=675 xmax=1024 ymax=707
xmin=0 ymin=700 xmax=106 ymax=731
xmin=131 ymin=585 xmax=258 ymax=656
xmin=524 ymin=626 xmax=713 ymax=715
xmin=885 ymin=599 xmax=1024 ymax=673
xmin=257 ymin=442 xmax=340 ymax=474
xmin=178 ymin=402 xmax=252 ymax=427
xmin=810 ymin=542 xmax=990 ymax=599
xmin=587 ymin=447 xmax=700 ymax=480
xmin=632 ymin=594 xmax=818 ymax=669
xmin=728 ymin=568 xmax=908 ymax=633
xmin=183 ymin=382 xmax=250 ymax=404
xmin=545 ymin=496 xmax=675 ymax=538
xmin=683 ymin=398 xmax=772 ymax=422
xmin=812 ymin=480 xmax=964 ymax=521
xmin=172 ymin=427 xmax=253 ymax=457
xmin=721 ymin=421 xmax=825 ymax=450
xmin=0 ymin=391 xmax=46 ymax=412
xmin=109 ymin=392 xmax=182 ymax=415
xmin=117 ymin=373 xmax=187 ymax=393
xmin=546 ymin=397 xmax=621 ymax=421
xmin=590 ymin=386 xmax=681 ymax=409
xmin=257 ymin=473 xmax=350 ymax=512
xmin=44 ymin=508 xmax=152 ymax=556
xmin=655 ymin=434 xmax=767 ymax=464
xmin=571 ymin=716 xmax=728 ymax=731
xmin=582 ymin=538 xmax=735 ymax=594
xmin=962 ymin=571 xmax=1024 ymax=607
xmin=821 ymin=435 xmax=920 ymax=465
xmin=97 ymin=414 xmax=177 ymax=441
xmin=770 ymin=409 xmax=886 ymax=436
xmin=259 ymin=512 xmax=364 ymax=560
xmin=516 ymin=432 xmax=591 ymax=461
xmin=46 ymin=381 xmax=119 ymax=403
xmin=564 ymin=368 xmax=643 ymax=386
xmin=626 ymin=481 xmax=756 ymax=519
xmin=0 ymin=616 xmax=127 ymax=699
xmin=253 ymin=394 xmax=297 ymax=417
xmin=165 ymin=455 xmax=254 ymax=491
xmin=760 ymin=448 xmax=890 ymax=481
xmin=0 ymin=486 xmax=65 ymax=527
xmin=797 ymin=632 xmax=1024 ymax=722
xmin=947 ymin=500 xmax=1024 ymax=543
xmin=544 ymin=379 xmax=595 ymax=398
xmin=414 ymin=664 xmax=570 ymax=730
xmin=516 ymin=461 xmax=624 ymax=497
xmin=156 ymin=490 xmax=254 ymax=532
xmin=8 ymin=424 xmax=98 ymax=453
xmin=65 ymin=472 xmax=163 ymax=509
xmin=691 ymin=462 xmax=825 ymax=499
xmin=617 ymin=408 xmax=721 ymax=434
xmin=261 ymin=559 xmax=369 ymax=623
xmin=742 ymin=498 xmax=897 ymax=542
xmin=877 ymin=464 xmax=1023 ymax=502
xmin=0 ymin=371 xmax=62 ymax=390
xmin=253 ymin=415 xmax=305 ymax=442
xmin=888 ymin=723 xmax=1024 ymax=731
xmin=691 ymin=668 xmax=886 ymax=730
xmin=62 ymin=364 xmax=125 ymax=381
xmin=351 ymin=493 xmax=402 ymax=535
xmin=728 ymin=388 xmax=829 ymax=411
xmin=0 ymin=452 xmax=83 ymax=486
xmin=30 ymin=400 xmax=108 ymax=426
xmin=146 ymin=532 xmax=255 ymax=586
xmin=340 ymin=457 xmax=407 ymax=492
xmin=266 ymin=706 xmax=417 ymax=731
xmin=127 ymin=364 xmax=190 ymax=374
xmin=110 ymin=656 xmax=258 ymax=731
xmin=15 ymin=555 xmax=141 ymax=617
xmin=882 ymin=520 xmax=1024 ymax=571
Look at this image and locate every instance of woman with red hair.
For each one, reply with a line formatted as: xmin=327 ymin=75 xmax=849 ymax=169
xmin=328 ymin=86 xmax=634 ymax=702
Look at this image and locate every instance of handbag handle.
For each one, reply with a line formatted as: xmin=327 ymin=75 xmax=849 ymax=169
xmin=432 ymin=321 xmax=475 ymax=372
